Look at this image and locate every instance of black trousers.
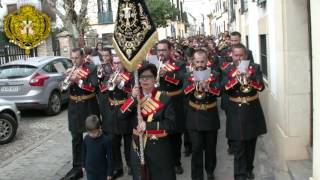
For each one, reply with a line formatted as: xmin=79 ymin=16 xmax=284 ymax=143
xmin=184 ymin=131 xmax=192 ymax=150
xmin=108 ymin=133 xmax=132 ymax=171
xmin=231 ymin=138 xmax=257 ymax=180
xmin=189 ymin=130 xmax=218 ymax=180
xmin=169 ymin=133 xmax=182 ymax=166
xmin=71 ymin=131 xmax=84 ymax=168
xmin=131 ymin=137 xmax=176 ymax=180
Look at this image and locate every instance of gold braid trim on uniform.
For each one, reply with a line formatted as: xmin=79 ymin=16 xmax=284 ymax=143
xmin=113 ymin=31 xmax=158 ymax=72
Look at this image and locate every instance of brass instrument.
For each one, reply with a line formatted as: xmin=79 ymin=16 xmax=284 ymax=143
xmin=194 ymin=81 xmax=206 ymax=100
xmin=154 ymin=57 xmax=163 ymax=88
xmin=107 ymin=68 xmax=120 ymax=91
xmin=97 ymin=64 xmax=105 ymax=78
xmin=236 ymin=71 xmax=252 ymax=93
xmin=60 ymin=65 xmax=78 ymax=91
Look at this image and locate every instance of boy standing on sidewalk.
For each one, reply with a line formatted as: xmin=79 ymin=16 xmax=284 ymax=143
xmin=83 ymin=115 xmax=113 ymax=180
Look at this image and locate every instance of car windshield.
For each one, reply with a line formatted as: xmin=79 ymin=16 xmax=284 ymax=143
xmin=0 ymin=65 xmax=37 ymax=79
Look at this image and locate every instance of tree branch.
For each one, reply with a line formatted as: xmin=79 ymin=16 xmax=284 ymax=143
xmin=45 ymin=0 xmax=66 ymax=22
xmin=77 ymin=0 xmax=89 ymax=34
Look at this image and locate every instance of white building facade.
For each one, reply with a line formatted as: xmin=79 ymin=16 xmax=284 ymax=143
xmin=229 ymin=0 xmax=320 ymax=179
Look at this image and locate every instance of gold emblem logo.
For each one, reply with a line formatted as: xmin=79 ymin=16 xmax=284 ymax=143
xmin=3 ymin=5 xmax=51 ymax=55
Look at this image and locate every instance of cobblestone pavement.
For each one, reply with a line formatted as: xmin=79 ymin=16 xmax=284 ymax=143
xmin=0 ymin=106 xmax=278 ymax=180
xmin=0 ymin=105 xmax=68 ymax=163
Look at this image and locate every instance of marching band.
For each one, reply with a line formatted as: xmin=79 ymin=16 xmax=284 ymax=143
xmin=61 ymin=32 xmax=266 ymax=180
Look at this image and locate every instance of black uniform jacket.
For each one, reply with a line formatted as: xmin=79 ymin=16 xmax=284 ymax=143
xmin=221 ymin=61 xmax=267 ymax=140
xmin=98 ymin=71 xmax=133 ymax=134
xmin=155 ymin=59 xmax=186 ymax=132
xmin=68 ymin=62 xmax=99 ymax=133
xmin=183 ymin=70 xmax=221 ymax=131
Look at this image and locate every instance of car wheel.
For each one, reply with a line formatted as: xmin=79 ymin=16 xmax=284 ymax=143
xmin=0 ymin=113 xmax=18 ymax=145
xmin=45 ymin=91 xmax=62 ymax=115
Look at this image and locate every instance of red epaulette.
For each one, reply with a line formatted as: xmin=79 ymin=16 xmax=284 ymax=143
xmin=187 ymin=76 xmax=194 ymax=82
xmin=221 ymin=62 xmax=231 ymax=71
xmin=228 ymin=67 xmax=237 ymax=78
xmin=209 ymin=87 xmax=220 ymax=96
xmin=140 ymin=97 xmax=164 ymax=117
xmin=164 ymin=75 xmax=180 ymax=85
xmin=120 ymin=72 xmax=130 ymax=82
xmin=225 ymin=78 xmax=238 ymax=90
xmin=248 ymin=66 xmax=255 ymax=77
xmin=207 ymin=74 xmax=216 ymax=82
xmin=80 ymin=84 xmax=95 ymax=92
xmin=163 ymin=62 xmax=180 ymax=72
xmin=78 ymin=68 xmax=90 ymax=79
xmin=250 ymin=80 xmax=263 ymax=91
xmin=120 ymin=97 xmax=135 ymax=113
xmin=184 ymin=84 xmax=195 ymax=94
xmin=99 ymin=83 xmax=108 ymax=93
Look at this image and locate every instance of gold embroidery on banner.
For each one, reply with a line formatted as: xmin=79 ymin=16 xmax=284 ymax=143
xmin=114 ymin=1 xmax=152 ymax=59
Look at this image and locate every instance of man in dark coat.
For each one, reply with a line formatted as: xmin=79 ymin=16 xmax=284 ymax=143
xmin=62 ymin=48 xmax=100 ymax=180
xmin=98 ymin=56 xmax=133 ymax=179
xmin=183 ymin=49 xmax=220 ymax=180
xmin=221 ymin=44 xmax=267 ymax=180
xmin=155 ymin=39 xmax=187 ymax=174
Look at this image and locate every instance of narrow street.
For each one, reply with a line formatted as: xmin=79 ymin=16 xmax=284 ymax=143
xmin=0 ymin=105 xmax=277 ymax=180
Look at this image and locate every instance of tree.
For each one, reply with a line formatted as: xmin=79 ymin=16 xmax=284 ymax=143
xmin=145 ymin=0 xmax=179 ymax=27
xmin=45 ymin=0 xmax=89 ymax=47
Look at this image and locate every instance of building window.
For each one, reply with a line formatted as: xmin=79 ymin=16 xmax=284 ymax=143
xmin=257 ymin=0 xmax=266 ymax=6
xmin=259 ymin=34 xmax=268 ymax=78
xmin=240 ymin=0 xmax=248 ymax=14
xmin=97 ymin=0 xmax=113 ymax=24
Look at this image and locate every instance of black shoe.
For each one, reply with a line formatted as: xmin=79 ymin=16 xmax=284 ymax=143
xmin=175 ymin=165 xmax=184 ymax=174
xmin=227 ymin=147 xmax=234 ymax=155
xmin=247 ymin=171 xmax=255 ymax=179
xmin=113 ymin=169 xmax=124 ymax=179
xmin=62 ymin=168 xmax=83 ymax=180
xmin=207 ymin=174 xmax=215 ymax=180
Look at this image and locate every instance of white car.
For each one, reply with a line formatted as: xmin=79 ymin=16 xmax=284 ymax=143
xmin=0 ymin=98 xmax=20 ymax=144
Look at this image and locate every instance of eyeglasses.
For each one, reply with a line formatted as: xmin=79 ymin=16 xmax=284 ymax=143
xmin=157 ymin=49 xmax=168 ymax=52
xmin=139 ymin=75 xmax=155 ymax=81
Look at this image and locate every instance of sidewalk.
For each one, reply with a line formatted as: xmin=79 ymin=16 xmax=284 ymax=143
xmin=0 ymin=110 xmax=280 ymax=180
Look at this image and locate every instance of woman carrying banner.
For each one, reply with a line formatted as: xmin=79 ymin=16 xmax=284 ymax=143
xmin=119 ymin=63 xmax=176 ymax=180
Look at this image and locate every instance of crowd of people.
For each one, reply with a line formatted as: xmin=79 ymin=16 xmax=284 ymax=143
xmin=60 ymin=31 xmax=267 ymax=180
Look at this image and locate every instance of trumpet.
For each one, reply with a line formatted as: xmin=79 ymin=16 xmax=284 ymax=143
xmin=97 ymin=64 xmax=104 ymax=79
xmin=60 ymin=65 xmax=78 ymax=91
xmin=98 ymin=62 xmax=113 ymax=79
xmin=154 ymin=57 xmax=164 ymax=88
xmin=194 ymin=81 xmax=206 ymax=100
xmin=236 ymin=71 xmax=252 ymax=93
xmin=107 ymin=68 xmax=120 ymax=91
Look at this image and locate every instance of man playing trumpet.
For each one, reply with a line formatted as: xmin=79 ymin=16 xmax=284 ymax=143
xmin=221 ymin=44 xmax=267 ymax=180
xmin=154 ymin=39 xmax=187 ymax=174
xmin=98 ymin=56 xmax=133 ymax=179
xmin=62 ymin=47 xmax=100 ymax=180
xmin=183 ymin=49 xmax=221 ymax=180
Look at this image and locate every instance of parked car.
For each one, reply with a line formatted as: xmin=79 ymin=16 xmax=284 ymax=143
xmin=0 ymin=56 xmax=72 ymax=115
xmin=0 ymin=98 xmax=20 ymax=144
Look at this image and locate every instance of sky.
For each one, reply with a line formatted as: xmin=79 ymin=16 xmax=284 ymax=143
xmin=183 ymin=0 xmax=213 ymax=21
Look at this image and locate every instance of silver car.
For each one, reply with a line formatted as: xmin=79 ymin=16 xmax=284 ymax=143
xmin=0 ymin=56 xmax=72 ymax=115
xmin=0 ymin=98 xmax=20 ymax=144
